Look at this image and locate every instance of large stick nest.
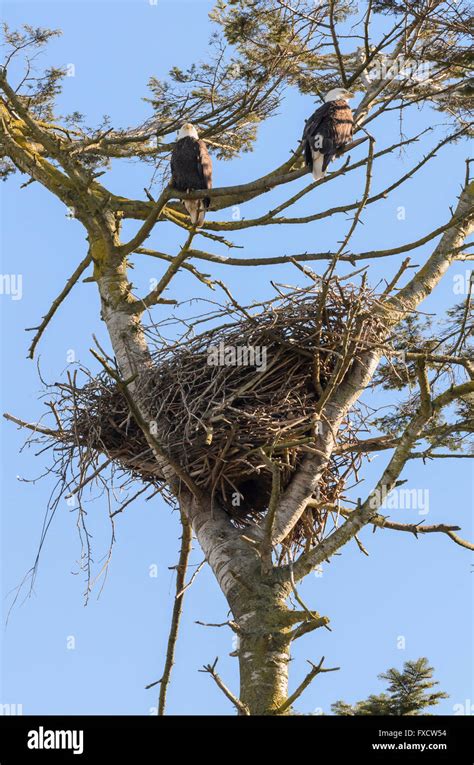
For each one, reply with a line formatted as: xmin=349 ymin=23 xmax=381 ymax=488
xmin=51 ymin=282 xmax=385 ymax=551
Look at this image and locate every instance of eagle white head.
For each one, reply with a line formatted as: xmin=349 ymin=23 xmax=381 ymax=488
xmin=324 ymin=87 xmax=354 ymax=103
xmin=177 ymin=122 xmax=199 ymax=140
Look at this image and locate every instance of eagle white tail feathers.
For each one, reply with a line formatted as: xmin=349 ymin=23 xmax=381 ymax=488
xmin=185 ymin=200 xmax=206 ymax=228
xmin=311 ymin=152 xmax=325 ymax=182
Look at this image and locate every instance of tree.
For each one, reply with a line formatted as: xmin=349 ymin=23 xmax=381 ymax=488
xmin=331 ymin=658 xmax=449 ymax=715
xmin=1 ymin=1 xmax=473 ymax=715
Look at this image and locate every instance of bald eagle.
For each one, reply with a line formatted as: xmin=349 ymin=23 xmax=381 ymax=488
xmin=303 ymin=88 xmax=355 ymax=182
xmin=171 ymin=123 xmax=213 ymax=227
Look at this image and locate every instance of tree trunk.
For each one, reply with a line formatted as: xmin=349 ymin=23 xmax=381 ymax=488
xmin=181 ymin=492 xmax=296 ymax=714
xmin=236 ymin=605 xmax=292 ymax=715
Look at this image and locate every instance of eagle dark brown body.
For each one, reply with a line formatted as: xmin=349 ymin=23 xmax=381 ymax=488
xmin=303 ymin=98 xmax=354 ymax=180
xmin=171 ymin=134 xmax=213 ymax=227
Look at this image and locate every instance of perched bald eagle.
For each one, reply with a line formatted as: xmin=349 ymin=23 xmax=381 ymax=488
xmin=171 ymin=123 xmax=213 ymax=227
xmin=303 ymin=88 xmax=354 ymax=181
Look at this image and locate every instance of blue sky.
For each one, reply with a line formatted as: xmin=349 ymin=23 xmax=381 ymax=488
xmin=1 ymin=0 xmax=472 ymax=716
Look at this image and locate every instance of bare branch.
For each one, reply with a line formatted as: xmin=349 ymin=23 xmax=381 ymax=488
xmin=158 ymin=512 xmax=193 ymax=716
xmin=341 ymin=507 xmax=474 ymax=551
xmin=116 ymin=187 xmax=171 ymax=257
xmin=26 ymin=252 xmax=92 ymax=358
xmin=130 ymin=230 xmax=196 ymax=313
xmin=3 ymin=412 xmax=63 ymax=439
xmin=386 ymin=182 xmax=474 ymax=322
xmin=259 ymin=451 xmax=281 ymax=574
xmin=199 ymin=658 xmax=250 ymax=716
xmin=293 ymin=379 xmax=474 ymax=580
xmin=274 ymin=657 xmax=339 ymax=715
